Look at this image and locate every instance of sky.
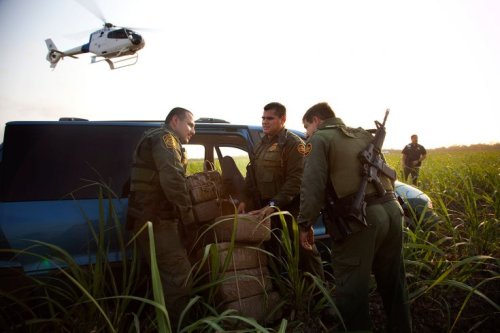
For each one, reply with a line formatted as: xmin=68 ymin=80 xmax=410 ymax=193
xmin=0 ymin=0 xmax=499 ymax=149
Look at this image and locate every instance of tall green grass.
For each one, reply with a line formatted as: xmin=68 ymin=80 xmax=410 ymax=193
xmin=0 ymin=185 xmax=292 ymax=332
xmin=386 ymin=149 xmax=499 ymax=332
xmin=0 ymin=186 xmax=153 ymax=332
xmin=1 ymin=148 xmax=499 ymax=332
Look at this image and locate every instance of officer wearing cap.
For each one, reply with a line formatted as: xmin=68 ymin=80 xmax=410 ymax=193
xmin=237 ymin=102 xmax=324 ymax=279
xmin=297 ymin=102 xmax=412 ymax=332
xmin=127 ymin=107 xmax=196 ymax=329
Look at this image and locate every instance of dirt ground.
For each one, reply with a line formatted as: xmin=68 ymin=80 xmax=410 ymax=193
xmin=369 ymin=286 xmax=499 ymax=333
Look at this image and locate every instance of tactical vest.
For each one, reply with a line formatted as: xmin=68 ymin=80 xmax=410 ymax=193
xmin=128 ymin=127 xmax=175 ymax=222
xmin=252 ymin=131 xmax=288 ymax=201
xmin=130 ymin=127 xmax=163 ymax=193
xmin=320 ymin=123 xmax=393 ymax=199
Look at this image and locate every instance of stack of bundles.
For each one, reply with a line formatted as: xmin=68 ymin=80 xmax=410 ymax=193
xmin=206 ymin=214 xmax=281 ymax=324
xmin=186 ymin=162 xmax=224 ymax=225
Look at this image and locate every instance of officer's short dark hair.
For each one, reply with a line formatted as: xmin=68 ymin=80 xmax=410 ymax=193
xmin=264 ymin=102 xmax=286 ymax=118
xmin=165 ymin=107 xmax=192 ymax=124
xmin=411 ymin=134 xmax=418 ymax=140
xmin=302 ymin=102 xmax=335 ymax=122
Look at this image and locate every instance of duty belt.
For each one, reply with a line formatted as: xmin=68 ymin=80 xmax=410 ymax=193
xmin=365 ymin=191 xmax=396 ymax=206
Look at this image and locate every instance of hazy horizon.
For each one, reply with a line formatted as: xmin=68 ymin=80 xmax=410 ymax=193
xmin=1 ymin=0 xmax=499 ymax=149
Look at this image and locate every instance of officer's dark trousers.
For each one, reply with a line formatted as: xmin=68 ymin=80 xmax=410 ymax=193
xmin=331 ymin=200 xmax=412 ymax=333
xmin=403 ymin=166 xmax=420 ymax=185
xmin=133 ymin=218 xmax=193 ymax=331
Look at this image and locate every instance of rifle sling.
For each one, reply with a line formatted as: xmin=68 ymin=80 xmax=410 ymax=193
xmin=364 ymin=191 xmax=396 ymax=206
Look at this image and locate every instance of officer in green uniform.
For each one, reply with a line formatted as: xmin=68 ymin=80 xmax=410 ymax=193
xmin=127 ymin=107 xmax=196 ymax=330
xmin=297 ymin=102 xmax=412 ymax=332
xmin=238 ymin=102 xmax=324 ymax=279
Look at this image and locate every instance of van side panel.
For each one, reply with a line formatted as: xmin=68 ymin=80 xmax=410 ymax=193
xmin=0 ymin=122 xmax=150 ymax=272
xmin=0 ymin=123 xmax=148 ymax=202
xmin=0 ymin=199 xmax=126 ymax=272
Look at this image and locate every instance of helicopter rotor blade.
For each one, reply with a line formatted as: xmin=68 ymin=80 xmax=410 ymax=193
xmin=71 ymin=0 xmax=155 ymax=35
xmin=74 ymin=0 xmax=107 ymax=23
xmin=124 ymin=26 xmax=157 ymax=32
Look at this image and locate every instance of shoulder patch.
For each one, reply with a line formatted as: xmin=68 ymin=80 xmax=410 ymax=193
xmin=297 ymin=143 xmax=306 ymax=155
xmin=162 ymin=133 xmax=178 ymax=150
xmin=301 ymin=143 xmax=312 ymax=156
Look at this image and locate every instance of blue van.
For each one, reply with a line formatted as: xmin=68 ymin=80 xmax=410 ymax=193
xmin=0 ymin=118 xmax=436 ymax=283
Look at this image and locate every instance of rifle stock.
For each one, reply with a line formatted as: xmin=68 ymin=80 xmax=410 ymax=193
xmin=349 ymin=174 xmax=369 ymax=225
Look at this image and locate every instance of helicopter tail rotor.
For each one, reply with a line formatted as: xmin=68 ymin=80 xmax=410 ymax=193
xmin=45 ymin=38 xmax=81 ymax=69
xmin=45 ymin=39 xmax=63 ymax=69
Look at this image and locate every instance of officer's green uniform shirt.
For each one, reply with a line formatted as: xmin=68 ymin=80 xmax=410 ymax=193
xmin=247 ymin=127 xmax=326 ymax=279
xmin=246 ymin=128 xmax=305 ymax=208
xmin=130 ymin=125 xmax=194 ymax=226
xmin=298 ymin=117 xmax=393 ymax=228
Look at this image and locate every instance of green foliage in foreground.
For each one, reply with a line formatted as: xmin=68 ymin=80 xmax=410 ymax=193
xmin=386 ymin=148 xmax=500 ymax=332
xmin=1 ymin=148 xmax=499 ymax=332
xmin=0 ymin=189 xmax=331 ymax=332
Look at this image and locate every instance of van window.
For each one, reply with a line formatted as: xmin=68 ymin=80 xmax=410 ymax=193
xmin=215 ymin=146 xmax=249 ymax=177
xmin=0 ymin=124 xmax=148 ymax=202
xmin=184 ymin=144 xmax=206 ymax=175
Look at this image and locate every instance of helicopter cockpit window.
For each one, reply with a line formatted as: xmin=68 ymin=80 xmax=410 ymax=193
xmin=107 ymin=29 xmax=128 ymax=39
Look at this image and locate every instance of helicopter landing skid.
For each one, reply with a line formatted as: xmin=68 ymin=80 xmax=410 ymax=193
xmin=91 ymin=54 xmax=138 ymax=70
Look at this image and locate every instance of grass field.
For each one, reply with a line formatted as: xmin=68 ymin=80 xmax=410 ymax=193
xmin=1 ymin=146 xmax=498 ymax=332
xmin=382 ymin=146 xmax=500 ymax=332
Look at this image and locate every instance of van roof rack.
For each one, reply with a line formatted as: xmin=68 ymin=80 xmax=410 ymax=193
xmin=195 ymin=117 xmax=229 ymax=124
xmin=59 ymin=117 xmax=88 ymax=121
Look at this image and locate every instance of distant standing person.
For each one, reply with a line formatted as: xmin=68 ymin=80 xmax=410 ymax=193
xmin=126 ymin=107 xmax=196 ymax=329
xmin=402 ymin=134 xmax=427 ymax=185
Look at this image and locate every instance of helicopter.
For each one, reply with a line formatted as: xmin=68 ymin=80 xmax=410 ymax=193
xmin=45 ymin=22 xmax=145 ymax=70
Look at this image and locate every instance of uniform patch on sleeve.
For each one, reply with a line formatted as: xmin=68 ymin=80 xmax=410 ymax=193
xmin=297 ymin=143 xmax=306 ymax=155
xmin=162 ymin=133 xmax=178 ymax=150
xmin=297 ymin=143 xmax=312 ymax=156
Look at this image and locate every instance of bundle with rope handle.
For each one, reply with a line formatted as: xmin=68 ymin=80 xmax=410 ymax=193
xmin=187 ymin=160 xmax=225 ymax=223
xmin=187 ymin=160 xmax=224 ymax=204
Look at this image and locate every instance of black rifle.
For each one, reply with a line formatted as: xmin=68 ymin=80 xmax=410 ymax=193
xmin=348 ymin=109 xmax=397 ymax=224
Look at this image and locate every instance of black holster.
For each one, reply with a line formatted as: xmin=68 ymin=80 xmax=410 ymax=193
xmin=323 ymin=181 xmax=368 ymax=242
